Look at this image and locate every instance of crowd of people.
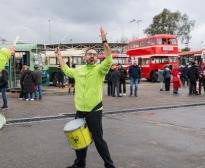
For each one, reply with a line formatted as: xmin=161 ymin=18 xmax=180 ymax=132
xmin=158 ymin=61 xmax=205 ymax=95
xmin=18 ymin=65 xmax=42 ymax=101
xmin=106 ymin=61 xmax=141 ymax=97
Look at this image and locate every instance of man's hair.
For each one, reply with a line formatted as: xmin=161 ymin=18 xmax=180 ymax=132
xmin=85 ymin=47 xmax=97 ymax=55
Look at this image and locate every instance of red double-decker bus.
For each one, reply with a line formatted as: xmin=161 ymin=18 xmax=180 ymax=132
xmin=127 ymin=34 xmax=179 ymax=82
xmin=97 ymin=53 xmax=131 ymax=71
xmin=179 ymin=49 xmax=205 ymax=65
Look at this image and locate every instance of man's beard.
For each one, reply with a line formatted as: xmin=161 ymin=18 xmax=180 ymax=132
xmin=87 ymin=58 xmax=95 ymax=64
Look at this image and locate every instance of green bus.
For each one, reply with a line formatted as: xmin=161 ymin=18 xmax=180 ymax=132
xmin=46 ymin=49 xmax=85 ymax=86
xmin=0 ymin=43 xmax=49 ymax=89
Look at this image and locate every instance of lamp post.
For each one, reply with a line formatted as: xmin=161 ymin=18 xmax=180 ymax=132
xmin=136 ymin=19 xmax=142 ymax=39
xmin=129 ymin=19 xmax=142 ymax=39
xmin=48 ymin=19 xmax=52 ymax=44
xmin=201 ymin=41 xmax=204 ymax=50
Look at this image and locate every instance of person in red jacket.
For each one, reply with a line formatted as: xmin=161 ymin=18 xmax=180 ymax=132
xmin=172 ymin=65 xmax=181 ymax=94
xmin=198 ymin=62 xmax=205 ymax=94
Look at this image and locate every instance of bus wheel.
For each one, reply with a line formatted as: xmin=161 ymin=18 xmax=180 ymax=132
xmin=150 ymin=71 xmax=158 ymax=82
xmin=53 ymin=73 xmax=58 ymax=86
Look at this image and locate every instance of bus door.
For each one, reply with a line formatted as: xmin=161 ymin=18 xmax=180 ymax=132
xmin=9 ymin=51 xmax=30 ymax=88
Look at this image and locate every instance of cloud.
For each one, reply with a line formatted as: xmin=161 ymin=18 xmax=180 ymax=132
xmin=0 ymin=0 xmax=204 ymax=49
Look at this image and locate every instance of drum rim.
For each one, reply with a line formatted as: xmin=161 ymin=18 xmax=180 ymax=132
xmin=0 ymin=113 xmax=6 ymax=130
xmin=64 ymin=118 xmax=86 ymax=132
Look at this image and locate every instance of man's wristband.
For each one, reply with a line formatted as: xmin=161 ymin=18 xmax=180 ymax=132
xmin=102 ymin=40 xmax=108 ymax=44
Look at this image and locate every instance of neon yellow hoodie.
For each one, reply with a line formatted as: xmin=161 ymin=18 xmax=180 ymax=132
xmin=0 ymin=48 xmax=11 ymax=71
xmin=62 ymin=54 xmax=112 ymax=112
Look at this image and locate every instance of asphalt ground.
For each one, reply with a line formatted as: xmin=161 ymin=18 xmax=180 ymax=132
xmin=1 ymin=81 xmax=205 ymax=168
xmin=1 ymin=106 xmax=205 ymax=168
xmin=2 ymin=81 xmax=205 ymax=120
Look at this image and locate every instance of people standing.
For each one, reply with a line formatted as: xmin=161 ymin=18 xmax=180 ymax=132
xmin=55 ymin=27 xmax=115 ymax=168
xmin=118 ymin=64 xmax=127 ymax=96
xmin=172 ymin=65 xmax=181 ymax=94
xmin=158 ymin=67 xmax=164 ymax=91
xmin=179 ymin=64 xmax=186 ymax=86
xmin=33 ymin=65 xmax=42 ymax=100
xmin=57 ymin=67 xmax=65 ymax=88
xmin=0 ymin=47 xmax=15 ymax=110
xmin=111 ymin=66 xmax=120 ymax=97
xmin=21 ymin=66 xmax=36 ymax=101
xmin=0 ymin=69 xmax=9 ymax=111
xmin=106 ymin=68 xmax=113 ymax=96
xmin=128 ymin=61 xmax=141 ymax=96
xmin=68 ymin=64 xmax=75 ymax=94
xmin=163 ymin=65 xmax=171 ymax=91
xmin=187 ymin=61 xmax=199 ymax=95
xmin=198 ymin=62 xmax=205 ymax=94
xmin=19 ymin=65 xmax=27 ymax=100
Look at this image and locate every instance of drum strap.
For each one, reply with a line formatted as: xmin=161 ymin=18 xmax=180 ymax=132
xmin=91 ymin=101 xmax=103 ymax=112
xmin=77 ymin=101 xmax=103 ymax=113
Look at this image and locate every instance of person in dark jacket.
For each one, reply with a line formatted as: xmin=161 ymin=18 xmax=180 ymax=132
xmin=118 ymin=64 xmax=127 ymax=96
xmin=19 ymin=65 xmax=26 ymax=100
xmin=33 ymin=65 xmax=42 ymax=100
xmin=57 ymin=67 xmax=65 ymax=88
xmin=187 ymin=61 xmax=199 ymax=95
xmin=163 ymin=65 xmax=171 ymax=91
xmin=111 ymin=66 xmax=120 ymax=97
xmin=0 ymin=69 xmax=9 ymax=111
xmin=106 ymin=68 xmax=113 ymax=96
xmin=128 ymin=61 xmax=141 ymax=96
xmin=22 ymin=66 xmax=36 ymax=101
xmin=68 ymin=64 xmax=76 ymax=94
xmin=198 ymin=63 xmax=205 ymax=94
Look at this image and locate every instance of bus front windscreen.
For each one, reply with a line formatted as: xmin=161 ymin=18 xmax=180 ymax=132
xmin=151 ymin=57 xmax=169 ymax=64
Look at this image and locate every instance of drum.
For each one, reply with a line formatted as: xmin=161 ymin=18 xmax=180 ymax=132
xmin=64 ymin=118 xmax=92 ymax=150
xmin=0 ymin=113 xmax=6 ymax=130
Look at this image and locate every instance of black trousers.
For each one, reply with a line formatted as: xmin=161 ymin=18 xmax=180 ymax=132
xmin=74 ymin=110 xmax=115 ymax=168
xmin=107 ymin=81 xmax=112 ymax=96
xmin=164 ymin=78 xmax=171 ymax=91
xmin=119 ymin=79 xmax=126 ymax=94
xmin=189 ymin=81 xmax=197 ymax=95
xmin=199 ymin=80 xmax=205 ymax=94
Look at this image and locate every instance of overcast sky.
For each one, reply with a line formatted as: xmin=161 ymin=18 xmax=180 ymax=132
xmin=0 ymin=0 xmax=205 ymax=50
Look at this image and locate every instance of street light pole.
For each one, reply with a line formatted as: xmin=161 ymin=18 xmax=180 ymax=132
xmin=201 ymin=41 xmax=204 ymax=50
xmin=136 ymin=19 xmax=142 ymax=39
xmin=129 ymin=19 xmax=143 ymax=39
xmin=48 ymin=19 xmax=51 ymax=44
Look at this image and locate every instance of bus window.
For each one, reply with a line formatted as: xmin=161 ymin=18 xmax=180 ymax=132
xmin=118 ymin=58 xmax=123 ymax=64
xmin=157 ymin=38 xmax=168 ymax=45
xmin=151 ymin=57 xmax=161 ymax=63
xmin=78 ymin=57 xmax=82 ymax=64
xmin=41 ymin=53 xmax=47 ymax=65
xmin=169 ymin=57 xmax=177 ymax=62
xmin=162 ymin=57 xmax=169 ymax=63
xmin=151 ymin=38 xmax=155 ymax=45
xmin=140 ymin=40 xmax=146 ymax=47
xmin=49 ymin=57 xmax=57 ymax=65
xmin=63 ymin=57 xmax=69 ymax=63
xmin=113 ymin=58 xmax=118 ymax=64
xmin=142 ymin=58 xmax=149 ymax=65
xmin=147 ymin=39 xmax=151 ymax=45
xmin=162 ymin=38 xmax=167 ymax=44
xmin=169 ymin=38 xmax=177 ymax=45
xmin=156 ymin=38 xmax=162 ymax=45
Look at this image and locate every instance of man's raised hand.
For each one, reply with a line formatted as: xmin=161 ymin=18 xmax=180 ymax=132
xmin=100 ymin=26 xmax=107 ymax=42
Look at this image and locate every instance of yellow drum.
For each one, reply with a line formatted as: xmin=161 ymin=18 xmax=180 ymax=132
xmin=64 ymin=118 xmax=92 ymax=150
xmin=0 ymin=113 xmax=6 ymax=130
